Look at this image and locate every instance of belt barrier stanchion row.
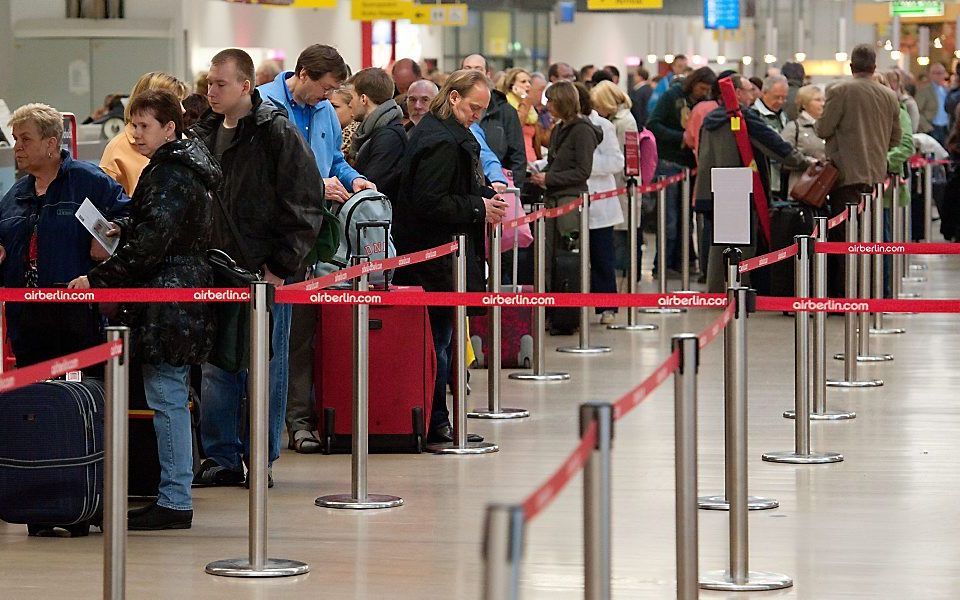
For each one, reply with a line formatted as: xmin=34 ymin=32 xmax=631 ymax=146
xmin=510 ymin=204 xmax=570 ymax=382
xmin=672 ymin=334 xmax=700 ymax=600
xmin=699 ymin=250 xmax=778 ymax=512
xmin=891 ymin=184 xmax=908 ymax=302
xmin=906 ymin=171 xmax=927 ymax=272
xmin=581 ymin=403 xmax=614 ymax=600
xmin=469 ymin=222 xmax=529 ymax=419
xmin=679 ymin=167 xmax=694 ymax=293
xmin=608 ymin=177 xmax=658 ymax=332
xmin=206 ymin=282 xmax=310 ymax=577
xmin=428 ymin=235 xmax=498 ymax=454
xmin=827 ymin=202 xmax=883 ymax=389
xmin=103 ymin=326 xmax=129 ymax=600
xmin=559 ymin=192 xmax=611 ymax=355
xmin=699 ymin=284 xmax=792 ymax=591
xmin=641 ymin=180 xmax=684 ymax=314
xmin=924 ymin=158 xmax=934 ymax=243
xmin=871 ymin=183 xmax=906 ymax=335
xmin=317 ymin=256 xmax=404 ymax=509
xmin=766 ymin=237 xmax=843 ymax=464
xmin=902 ymin=175 xmax=927 ymax=284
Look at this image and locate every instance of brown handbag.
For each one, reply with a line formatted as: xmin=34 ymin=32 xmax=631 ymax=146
xmin=789 ymin=161 xmax=839 ymax=208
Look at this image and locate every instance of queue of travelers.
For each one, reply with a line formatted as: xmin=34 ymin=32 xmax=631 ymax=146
xmin=0 ymin=38 xmax=948 ymax=532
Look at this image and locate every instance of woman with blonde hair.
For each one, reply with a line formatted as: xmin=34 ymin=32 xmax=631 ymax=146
xmin=780 ymin=84 xmax=827 ymax=191
xmin=498 ymin=67 xmax=539 ymax=161
xmin=329 ymin=85 xmax=360 ymax=163
xmin=99 ymin=71 xmax=189 ymax=195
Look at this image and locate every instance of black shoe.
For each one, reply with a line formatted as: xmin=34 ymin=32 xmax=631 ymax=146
xmin=427 ymin=424 xmax=484 ymax=444
xmin=243 ymin=467 xmax=274 ymax=489
xmin=127 ymin=502 xmax=192 ymax=531
xmin=192 ymin=458 xmax=245 ymax=488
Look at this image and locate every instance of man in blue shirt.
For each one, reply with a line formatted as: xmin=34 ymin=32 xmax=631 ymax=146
xmin=258 ymin=44 xmax=376 ymax=454
xmin=917 ymin=62 xmax=950 ymax=146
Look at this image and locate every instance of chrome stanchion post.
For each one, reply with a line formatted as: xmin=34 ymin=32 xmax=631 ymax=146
xmin=207 ymin=282 xmax=310 ymax=577
xmin=510 ymin=206 xmax=570 ymax=382
xmin=767 ymin=237 xmax=843 ymax=464
xmin=680 ymin=167 xmax=692 ymax=291
xmin=559 ymin=192 xmax=611 ymax=354
xmin=103 ymin=326 xmax=129 ymax=600
xmin=482 ymin=504 xmax=525 ymax=600
xmin=725 ymin=246 xmax=741 ymax=288
xmin=470 ymin=223 xmax=529 ymax=419
xmin=700 ymin=287 xmax=793 ymax=592
xmin=609 ymin=178 xmax=657 ymax=331
xmin=806 ymin=217 xmax=856 ymax=420
xmin=924 ymin=160 xmax=933 ymax=242
xmin=673 ymin=334 xmax=700 ymax=600
xmin=699 ymin=286 xmax=777 ymax=511
xmin=428 ymin=235 xmax=498 ymax=454
xmin=640 ymin=181 xmax=684 ymax=314
xmin=827 ymin=203 xmax=883 ymax=388
xmin=581 ymin=403 xmax=613 ymax=600
xmin=872 ymin=183 xmax=906 ymax=333
xmin=892 ymin=188 xmax=905 ymax=299
xmin=317 ymin=257 xmax=404 ymax=508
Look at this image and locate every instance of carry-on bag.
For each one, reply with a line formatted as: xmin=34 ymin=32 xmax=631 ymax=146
xmin=767 ymin=201 xmax=816 ymax=297
xmin=311 ymin=190 xmax=396 ymax=289
xmin=469 ymin=285 xmax=534 ymax=369
xmin=549 ymin=245 xmax=581 ymax=335
xmin=0 ymin=379 xmax=105 ymax=537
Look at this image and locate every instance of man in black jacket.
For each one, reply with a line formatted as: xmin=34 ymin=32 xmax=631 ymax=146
xmin=461 ymin=54 xmax=527 ymax=187
xmin=191 ymin=48 xmax=324 ymax=487
xmin=349 ymin=67 xmax=407 ymax=201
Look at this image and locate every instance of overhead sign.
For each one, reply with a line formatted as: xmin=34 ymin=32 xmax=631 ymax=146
xmin=704 ymin=0 xmax=740 ymax=30
xmin=291 ymin=0 xmax=337 ymax=7
xmin=408 ymin=3 xmax=468 ymax=26
xmin=351 ymin=0 xmax=412 ymax=21
xmin=586 ymin=0 xmax=662 ymax=10
xmin=891 ymin=1 xmax=944 ymax=17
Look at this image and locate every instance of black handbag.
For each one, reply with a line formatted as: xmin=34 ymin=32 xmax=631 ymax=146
xmin=206 ymin=192 xmax=262 ymax=373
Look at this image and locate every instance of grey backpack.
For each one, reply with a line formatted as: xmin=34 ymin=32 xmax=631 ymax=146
xmin=312 ymin=189 xmax=396 ymax=288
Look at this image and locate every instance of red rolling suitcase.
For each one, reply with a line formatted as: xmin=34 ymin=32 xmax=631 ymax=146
xmin=468 ymin=285 xmax=534 ymax=369
xmin=315 ymin=287 xmax=436 ymax=453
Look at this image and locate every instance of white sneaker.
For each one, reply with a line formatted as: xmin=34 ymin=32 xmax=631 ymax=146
xmin=600 ymin=311 xmax=616 ymax=325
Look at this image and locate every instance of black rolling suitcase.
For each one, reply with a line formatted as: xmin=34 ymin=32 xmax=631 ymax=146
xmin=767 ymin=202 xmax=816 ymax=297
xmin=0 ymin=380 xmax=105 ymax=537
xmin=548 ymin=245 xmax=580 ymax=335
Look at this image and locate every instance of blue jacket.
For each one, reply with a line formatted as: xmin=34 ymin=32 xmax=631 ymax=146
xmin=0 ymin=150 xmax=129 ymax=288
xmin=258 ymin=71 xmax=363 ymax=188
xmin=470 ymin=123 xmax=508 ymax=185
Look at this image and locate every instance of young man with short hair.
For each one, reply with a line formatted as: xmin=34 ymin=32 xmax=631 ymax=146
xmin=349 ymin=67 xmax=407 ymax=200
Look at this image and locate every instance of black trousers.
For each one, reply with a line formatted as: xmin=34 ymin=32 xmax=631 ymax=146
xmin=827 ymin=184 xmax=872 ymax=298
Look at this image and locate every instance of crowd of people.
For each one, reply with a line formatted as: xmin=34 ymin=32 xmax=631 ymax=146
xmin=1 ymin=39 xmax=956 ymax=532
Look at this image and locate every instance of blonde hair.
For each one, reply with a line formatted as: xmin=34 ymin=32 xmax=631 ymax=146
xmin=590 ymin=80 xmax=631 ymax=116
xmin=126 ymin=71 xmax=189 ymax=121
xmin=498 ymin=68 xmax=530 ymax=95
xmin=330 ymin=84 xmax=354 ymax=105
xmin=8 ymin=103 xmax=63 ymax=141
xmin=795 ymin=84 xmax=823 ymax=113
xmin=430 ymin=70 xmax=490 ymax=120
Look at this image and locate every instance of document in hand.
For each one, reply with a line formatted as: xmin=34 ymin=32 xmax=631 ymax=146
xmin=75 ymin=197 xmax=119 ymax=255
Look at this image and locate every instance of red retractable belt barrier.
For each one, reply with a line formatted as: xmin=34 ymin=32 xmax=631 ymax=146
xmin=816 ymin=242 xmax=960 ymax=255
xmin=0 ymin=340 xmax=123 ymax=394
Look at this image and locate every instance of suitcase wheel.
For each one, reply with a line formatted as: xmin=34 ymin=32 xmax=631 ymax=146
xmin=412 ymin=407 xmax=424 ymax=454
xmin=27 ymin=521 xmax=92 ymax=538
xmin=322 ymin=407 xmax=335 ymax=455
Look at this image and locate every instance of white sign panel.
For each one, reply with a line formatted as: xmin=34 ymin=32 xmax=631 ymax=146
xmin=711 ymin=167 xmax=752 ymax=246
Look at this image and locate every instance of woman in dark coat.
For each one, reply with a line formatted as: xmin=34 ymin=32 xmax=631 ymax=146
xmin=393 ymin=69 xmax=508 ymax=443
xmin=69 ymin=90 xmax=219 ymax=530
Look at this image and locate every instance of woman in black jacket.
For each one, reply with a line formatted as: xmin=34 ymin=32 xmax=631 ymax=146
xmin=529 ymin=81 xmax=602 ymax=325
xmin=70 ymin=90 xmax=219 ymax=530
xmin=394 ymin=70 xmax=508 ymax=443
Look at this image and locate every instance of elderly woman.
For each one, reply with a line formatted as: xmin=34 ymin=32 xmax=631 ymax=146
xmin=99 ymin=71 xmax=189 ymax=196
xmin=780 ymin=84 xmax=827 ymax=192
xmin=394 ymin=70 xmax=508 ymax=444
xmin=69 ymin=90 xmax=219 ymax=531
xmin=0 ymin=103 xmax=128 ymax=367
xmin=499 ymin=68 xmax=539 ymax=161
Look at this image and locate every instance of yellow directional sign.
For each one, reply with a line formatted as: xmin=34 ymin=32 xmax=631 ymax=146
xmin=586 ymin=0 xmax=662 ymax=9
xmin=407 ymin=3 xmax=468 ymax=26
xmin=351 ymin=0 xmax=413 ymax=21
xmin=291 ymin=0 xmax=337 ymax=7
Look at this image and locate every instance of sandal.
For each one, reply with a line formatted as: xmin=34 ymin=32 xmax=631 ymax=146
xmin=291 ymin=430 xmax=322 ymax=454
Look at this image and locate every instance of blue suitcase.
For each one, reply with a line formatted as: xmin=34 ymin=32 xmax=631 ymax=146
xmin=0 ymin=380 xmax=105 ymax=537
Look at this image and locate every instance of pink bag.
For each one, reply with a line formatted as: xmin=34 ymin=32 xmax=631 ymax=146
xmin=500 ymin=170 xmax=533 ymax=251
xmin=638 ymin=128 xmax=659 ymax=185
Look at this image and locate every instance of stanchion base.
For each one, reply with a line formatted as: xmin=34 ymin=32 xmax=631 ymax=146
xmin=910 ymin=264 xmax=928 ymax=271
xmin=637 ymin=308 xmax=685 ymax=314
xmin=832 ymin=352 xmax=893 ymax=362
xmin=762 ymin=450 xmax=843 ymax=464
xmin=508 ymin=371 xmax=570 ymax=381
xmin=902 ymin=276 xmax=926 ymax=283
xmin=607 ymin=323 xmax=659 ymax=331
xmin=826 ymin=378 xmax=883 ymax=387
xmin=314 ymin=494 xmax=404 ymax=510
xmin=671 ymin=289 xmax=700 ymax=294
xmin=699 ymin=570 xmax=793 ymax=591
xmin=697 ymin=495 xmax=779 ymax=511
xmin=898 ymin=292 xmax=921 ymax=298
xmin=784 ymin=409 xmax=857 ymax=420
xmin=425 ymin=441 xmax=499 ymax=455
xmin=467 ymin=407 xmax=530 ymax=419
xmin=869 ymin=327 xmax=906 ymax=335
xmin=556 ymin=345 xmax=612 ymax=354
xmin=205 ymin=558 xmax=310 ymax=578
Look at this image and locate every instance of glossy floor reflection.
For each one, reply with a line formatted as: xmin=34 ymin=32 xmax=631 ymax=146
xmin=1 ymin=255 xmax=958 ymax=599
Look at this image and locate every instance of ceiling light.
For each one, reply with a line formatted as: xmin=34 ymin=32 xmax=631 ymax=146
xmin=742 ymin=55 xmax=753 ymax=65
xmin=794 ymin=52 xmax=806 ymax=62
xmin=835 ymin=52 xmax=848 ymax=62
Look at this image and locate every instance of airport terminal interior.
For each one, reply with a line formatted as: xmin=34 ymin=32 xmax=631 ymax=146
xmin=2 ymin=0 xmax=960 ymax=599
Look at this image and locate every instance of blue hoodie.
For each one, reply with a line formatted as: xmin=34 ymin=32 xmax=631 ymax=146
xmin=258 ymin=71 xmax=363 ymax=189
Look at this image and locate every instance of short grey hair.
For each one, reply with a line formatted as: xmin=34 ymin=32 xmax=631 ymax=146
xmin=762 ymin=75 xmax=788 ymax=91
xmin=530 ymin=72 xmax=547 ymax=84
xmin=8 ymin=103 xmax=63 ymax=141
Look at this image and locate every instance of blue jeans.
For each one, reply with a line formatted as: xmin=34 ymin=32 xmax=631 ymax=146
xmin=200 ymin=361 xmax=285 ymax=472
xmin=428 ymin=309 xmax=453 ymax=431
xmin=142 ymin=363 xmax=193 ymax=511
xmin=653 ymin=160 xmax=683 ymax=272
xmin=269 ymin=301 xmax=292 ymax=446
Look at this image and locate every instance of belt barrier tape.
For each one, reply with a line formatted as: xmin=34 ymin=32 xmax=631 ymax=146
xmin=0 ymin=340 xmax=123 ymax=394
xmin=816 ymin=242 xmax=960 ymax=255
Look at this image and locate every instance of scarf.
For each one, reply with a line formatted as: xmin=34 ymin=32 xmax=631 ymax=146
xmin=351 ymin=98 xmax=404 ymax=157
